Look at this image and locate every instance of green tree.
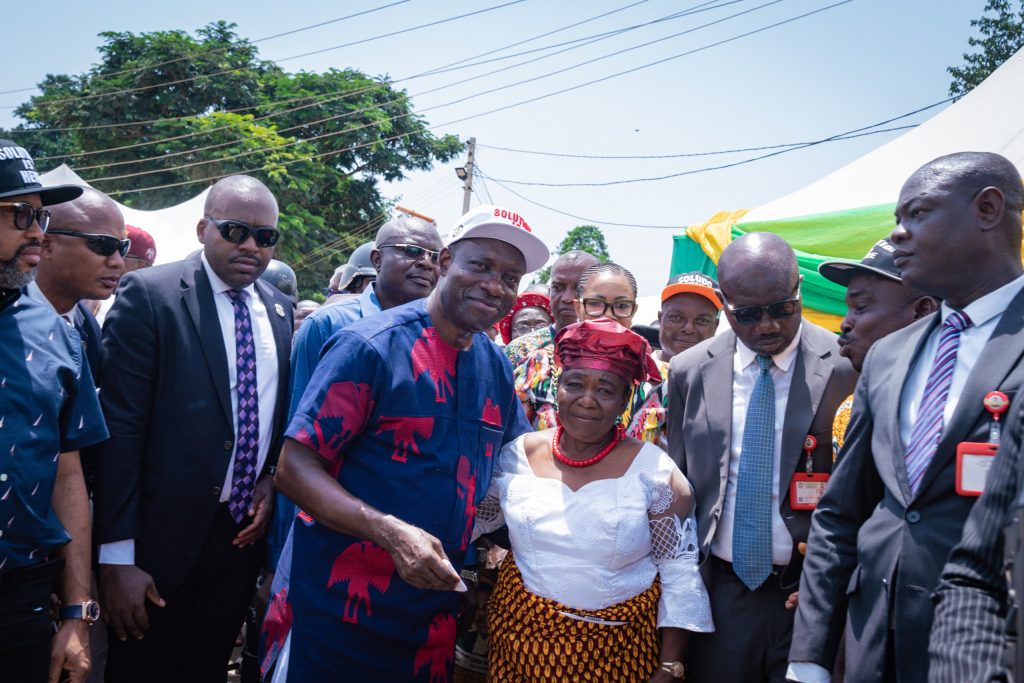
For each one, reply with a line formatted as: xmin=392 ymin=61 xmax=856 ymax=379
xmin=948 ymin=0 xmax=1024 ymax=98
xmin=534 ymin=224 xmax=610 ymax=284
xmin=2 ymin=21 xmax=462 ymax=298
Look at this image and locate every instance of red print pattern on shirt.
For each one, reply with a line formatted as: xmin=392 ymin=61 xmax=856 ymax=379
xmin=376 ymin=416 xmax=435 ymax=463
xmin=456 ymin=455 xmax=477 ymax=551
xmin=411 ymin=328 xmax=458 ymax=403
xmin=414 ymin=613 xmax=456 ymax=683
xmin=327 ymin=541 xmax=396 ymax=623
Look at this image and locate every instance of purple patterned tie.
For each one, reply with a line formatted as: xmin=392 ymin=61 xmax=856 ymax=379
xmin=904 ymin=310 xmax=972 ymax=494
xmin=227 ymin=289 xmax=259 ymax=523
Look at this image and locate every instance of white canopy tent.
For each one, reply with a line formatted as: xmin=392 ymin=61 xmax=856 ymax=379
xmin=39 ymin=164 xmax=210 ymax=266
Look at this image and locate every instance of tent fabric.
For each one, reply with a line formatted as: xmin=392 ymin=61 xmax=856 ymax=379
xmin=669 ymin=46 xmax=1024 ymax=332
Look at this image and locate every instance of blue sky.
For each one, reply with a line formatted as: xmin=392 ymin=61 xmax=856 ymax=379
xmin=0 ymin=0 xmax=984 ymax=294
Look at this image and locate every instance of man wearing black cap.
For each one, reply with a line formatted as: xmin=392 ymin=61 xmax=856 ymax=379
xmin=0 ymin=140 xmax=109 ymax=682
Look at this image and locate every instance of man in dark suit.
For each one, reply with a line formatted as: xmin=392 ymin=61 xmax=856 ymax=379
xmin=94 ymin=175 xmax=293 ymax=683
xmin=666 ymin=232 xmax=857 ymax=682
xmin=921 ymin=156 xmax=1024 ymax=683
xmin=788 ymin=151 xmax=1024 ymax=683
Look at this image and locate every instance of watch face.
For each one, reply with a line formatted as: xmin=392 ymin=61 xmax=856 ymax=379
xmin=663 ymin=661 xmax=685 ymax=677
xmin=85 ymin=600 xmax=101 ymax=622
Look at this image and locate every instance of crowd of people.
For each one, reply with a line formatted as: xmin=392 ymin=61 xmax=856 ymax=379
xmin=2 ymin=134 xmax=1024 ymax=683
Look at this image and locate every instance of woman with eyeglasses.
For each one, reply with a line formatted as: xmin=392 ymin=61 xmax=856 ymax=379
xmin=475 ymin=320 xmax=713 ymax=682
xmin=514 ymin=262 xmax=646 ymax=430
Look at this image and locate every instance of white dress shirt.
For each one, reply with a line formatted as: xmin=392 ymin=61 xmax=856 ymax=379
xmin=787 ymin=274 xmax=1024 ymax=683
xmin=99 ymin=254 xmax=279 ymax=565
xmin=712 ymin=326 xmax=802 ymax=567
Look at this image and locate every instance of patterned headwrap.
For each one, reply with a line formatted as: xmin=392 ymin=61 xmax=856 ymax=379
xmin=499 ymin=292 xmax=552 ymax=345
xmin=555 ymin=318 xmax=662 ymax=385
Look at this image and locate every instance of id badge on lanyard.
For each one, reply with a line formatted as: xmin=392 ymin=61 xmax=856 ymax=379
xmin=790 ymin=435 xmax=829 ymax=510
xmin=955 ymin=391 xmax=1008 ymax=497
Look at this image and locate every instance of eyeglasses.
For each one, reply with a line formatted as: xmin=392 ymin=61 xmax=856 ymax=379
xmin=379 ymin=243 xmax=439 ymax=264
xmin=725 ymin=292 xmax=801 ymax=325
xmin=0 ymin=202 xmax=50 ymax=232
xmin=47 ymin=229 xmax=132 ymax=258
xmin=581 ymin=298 xmax=638 ymax=319
xmin=205 ymin=216 xmax=280 ymax=248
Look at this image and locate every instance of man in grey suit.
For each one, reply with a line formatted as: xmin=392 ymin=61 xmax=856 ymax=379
xmin=667 ymin=232 xmax=857 ymax=683
xmin=788 ymin=151 xmax=1024 ymax=683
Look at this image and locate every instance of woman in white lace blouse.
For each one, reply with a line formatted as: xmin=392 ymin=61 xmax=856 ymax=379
xmin=475 ymin=318 xmax=713 ymax=683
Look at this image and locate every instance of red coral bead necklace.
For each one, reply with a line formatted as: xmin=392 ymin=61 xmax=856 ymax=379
xmin=552 ymin=424 xmax=624 ymax=468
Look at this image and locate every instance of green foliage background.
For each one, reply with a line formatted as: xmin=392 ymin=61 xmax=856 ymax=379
xmin=2 ymin=21 xmax=463 ymax=298
xmin=948 ymin=0 xmax=1024 ymax=98
xmin=534 ymin=224 xmax=610 ymax=284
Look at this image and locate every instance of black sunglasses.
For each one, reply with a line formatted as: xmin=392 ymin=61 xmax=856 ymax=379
xmin=47 ymin=229 xmax=131 ymax=257
xmin=581 ymin=297 xmax=638 ymax=319
xmin=725 ymin=292 xmax=801 ymax=325
xmin=0 ymin=201 xmax=50 ymax=232
xmin=205 ymin=216 xmax=280 ymax=248
xmin=379 ymin=243 xmax=439 ymax=263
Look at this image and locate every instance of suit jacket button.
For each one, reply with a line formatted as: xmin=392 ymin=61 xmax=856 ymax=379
xmin=223 ymin=441 xmax=233 ymax=450
xmin=906 ymin=510 xmax=921 ymax=524
xmin=212 ymin=485 xmax=222 ymax=496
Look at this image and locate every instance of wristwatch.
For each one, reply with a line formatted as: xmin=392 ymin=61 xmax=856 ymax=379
xmin=59 ymin=599 xmax=101 ymax=624
xmin=660 ymin=661 xmax=686 ymax=679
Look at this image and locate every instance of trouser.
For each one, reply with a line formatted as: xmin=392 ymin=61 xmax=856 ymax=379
xmin=688 ymin=558 xmax=795 ymax=683
xmin=105 ymin=505 xmax=262 ymax=683
xmin=0 ymin=559 xmax=64 ymax=683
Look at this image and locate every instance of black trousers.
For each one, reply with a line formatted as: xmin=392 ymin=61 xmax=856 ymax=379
xmin=105 ymin=505 xmax=262 ymax=683
xmin=688 ymin=558 xmax=796 ymax=683
xmin=0 ymin=561 xmax=63 ymax=683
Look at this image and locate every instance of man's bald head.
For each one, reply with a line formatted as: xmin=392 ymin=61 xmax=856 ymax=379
xmin=48 ymin=187 xmax=125 ymax=237
xmin=556 ymin=249 xmax=600 ymax=270
xmin=375 ymin=214 xmax=441 ymax=249
xmin=204 ymin=175 xmax=279 ymax=221
xmin=718 ymin=232 xmax=798 ymax=292
xmin=370 ymin=214 xmax=443 ymax=310
xmin=548 ymin=250 xmax=601 ymax=330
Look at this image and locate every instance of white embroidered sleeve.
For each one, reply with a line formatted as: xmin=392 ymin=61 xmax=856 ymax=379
xmin=648 ymin=469 xmax=714 ymax=632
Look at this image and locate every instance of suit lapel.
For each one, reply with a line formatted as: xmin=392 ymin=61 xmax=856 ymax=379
xmin=917 ymin=286 xmax=1024 ymax=496
xmin=778 ymin=329 xmax=833 ymax=501
xmin=699 ymin=332 xmax=736 ymax=504
xmin=255 ymin=281 xmax=292 ymax=436
xmin=888 ymin=314 xmax=939 ymax=502
xmin=181 ymin=256 xmax=233 ymax=426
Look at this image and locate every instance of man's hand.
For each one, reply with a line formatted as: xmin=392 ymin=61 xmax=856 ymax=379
xmin=98 ymin=564 xmax=165 ymax=641
xmin=233 ymin=476 xmax=274 ymax=547
xmin=49 ymin=619 xmax=90 ymax=683
xmin=786 ymin=591 xmax=800 ymax=610
xmin=378 ymin=517 xmax=461 ymax=591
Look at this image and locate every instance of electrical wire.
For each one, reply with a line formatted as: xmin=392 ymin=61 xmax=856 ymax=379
xmin=0 ymin=1 xmax=412 ymax=97
xmin=97 ymin=1 xmax=854 ymax=196
xmin=1 ymin=1 xmax=526 ymax=111
xmin=78 ymin=0 xmax=792 ymax=181
xmin=39 ymin=0 xmax=732 ymax=163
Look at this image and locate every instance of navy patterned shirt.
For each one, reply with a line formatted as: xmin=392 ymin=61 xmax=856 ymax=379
xmin=0 ymin=289 xmax=107 ymax=573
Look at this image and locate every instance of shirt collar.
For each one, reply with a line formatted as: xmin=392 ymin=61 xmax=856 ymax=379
xmin=361 ymin=282 xmax=382 ymax=313
xmin=941 ymin=273 xmax=1024 ymax=329
xmin=201 ymin=252 xmax=256 ymax=299
xmin=735 ymin=323 xmax=803 ymax=372
xmin=25 ymin=280 xmax=76 ymax=317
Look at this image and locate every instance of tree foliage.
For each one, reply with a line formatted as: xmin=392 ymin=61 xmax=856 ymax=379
xmin=2 ymin=21 xmax=463 ymax=297
xmin=534 ymin=224 xmax=610 ymax=284
xmin=948 ymin=0 xmax=1024 ymax=98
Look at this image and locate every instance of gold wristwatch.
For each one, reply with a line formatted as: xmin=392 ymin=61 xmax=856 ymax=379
xmin=660 ymin=661 xmax=686 ymax=679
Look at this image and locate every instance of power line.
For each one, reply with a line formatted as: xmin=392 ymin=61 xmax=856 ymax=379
xmin=97 ymin=1 xmax=853 ymax=196
xmin=38 ymin=0 xmax=730 ymax=163
xmin=2 ymin=1 xmax=526 ymax=112
xmin=79 ymin=0 xmax=792 ymax=181
xmin=0 ymin=1 xmax=413 ymax=97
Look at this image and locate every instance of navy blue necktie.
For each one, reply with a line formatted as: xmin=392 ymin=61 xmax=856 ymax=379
xmin=733 ymin=354 xmax=775 ymax=590
xmin=227 ymin=289 xmax=259 ymax=524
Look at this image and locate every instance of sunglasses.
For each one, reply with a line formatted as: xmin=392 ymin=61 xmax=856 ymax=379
xmin=581 ymin=298 xmax=638 ymax=319
xmin=205 ymin=216 xmax=280 ymax=248
xmin=0 ymin=201 xmax=51 ymax=232
xmin=379 ymin=243 xmax=439 ymax=264
xmin=725 ymin=292 xmax=801 ymax=325
xmin=46 ymin=229 xmax=132 ymax=257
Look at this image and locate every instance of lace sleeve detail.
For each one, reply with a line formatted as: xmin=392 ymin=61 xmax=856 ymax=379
xmin=472 ymin=491 xmax=504 ymax=539
xmin=648 ymin=468 xmax=714 ymax=632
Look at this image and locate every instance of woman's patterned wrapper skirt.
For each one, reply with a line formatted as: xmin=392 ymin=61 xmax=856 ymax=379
xmin=487 ymin=556 xmax=661 ymax=682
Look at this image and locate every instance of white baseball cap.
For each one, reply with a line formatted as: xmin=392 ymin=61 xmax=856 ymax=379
xmin=446 ymin=204 xmax=550 ymax=272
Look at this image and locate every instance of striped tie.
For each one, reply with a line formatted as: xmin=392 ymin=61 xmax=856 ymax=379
xmin=904 ymin=310 xmax=972 ymax=495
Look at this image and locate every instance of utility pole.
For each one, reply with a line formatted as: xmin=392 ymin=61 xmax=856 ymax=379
xmin=461 ymin=137 xmax=476 ymax=214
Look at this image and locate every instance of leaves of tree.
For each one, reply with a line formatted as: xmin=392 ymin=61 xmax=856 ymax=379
xmin=534 ymin=224 xmax=610 ymax=284
xmin=948 ymin=0 xmax=1024 ymax=98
